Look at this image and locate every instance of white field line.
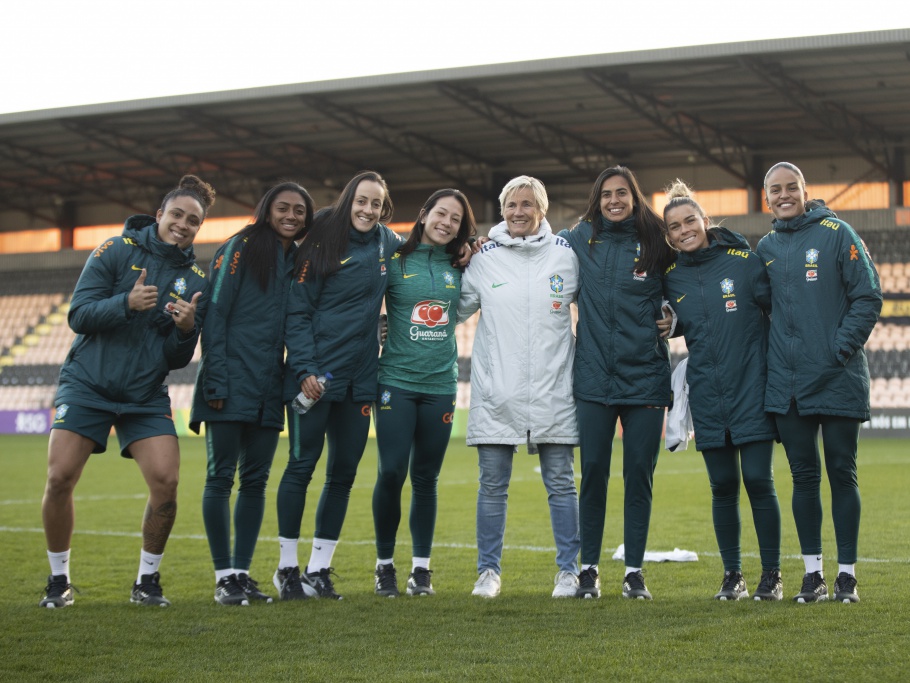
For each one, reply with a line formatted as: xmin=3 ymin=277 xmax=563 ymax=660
xmin=0 ymin=526 xmax=906 ymax=565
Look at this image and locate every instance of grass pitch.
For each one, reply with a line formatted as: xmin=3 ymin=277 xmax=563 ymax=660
xmin=1 ymin=434 xmax=908 ymax=682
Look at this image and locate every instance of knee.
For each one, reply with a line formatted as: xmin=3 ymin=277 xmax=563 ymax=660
xmin=148 ymin=471 xmax=179 ymax=500
xmin=44 ymin=466 xmax=79 ymax=499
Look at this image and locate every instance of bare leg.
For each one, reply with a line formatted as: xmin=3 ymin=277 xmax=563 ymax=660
xmin=131 ymin=435 xmax=180 ymax=554
xmin=42 ymin=430 xmax=95 ymax=552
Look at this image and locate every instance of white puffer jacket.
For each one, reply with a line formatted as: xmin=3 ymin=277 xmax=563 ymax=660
xmin=458 ymin=220 xmax=579 ymax=446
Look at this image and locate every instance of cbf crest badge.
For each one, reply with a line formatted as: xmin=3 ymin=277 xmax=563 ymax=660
xmin=720 ymin=278 xmax=735 ymax=296
xmin=381 ymin=390 xmax=391 ymax=405
xmin=549 ymin=274 xmax=564 ymax=294
xmin=444 ymin=271 xmax=455 ymax=286
xmin=173 ymin=278 xmax=187 ymax=296
xmin=54 ymin=404 xmax=69 ymax=421
xmin=806 ymin=249 xmax=819 ymax=266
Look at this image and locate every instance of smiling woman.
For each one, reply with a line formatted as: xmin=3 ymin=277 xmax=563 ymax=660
xmin=275 ymin=171 xmax=404 ymax=600
xmin=189 ymin=181 xmax=314 ymax=605
xmin=39 ymin=174 xmax=214 ymax=609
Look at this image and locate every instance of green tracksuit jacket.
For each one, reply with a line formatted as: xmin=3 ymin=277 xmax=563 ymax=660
xmin=663 ymin=228 xmax=776 ymax=450
xmin=560 ymin=216 xmax=670 ymax=406
xmin=285 ymin=224 xmax=403 ymax=402
xmin=755 ymin=203 xmax=882 ymax=419
xmin=55 ymin=216 xmax=208 ymax=412
xmin=190 ymin=233 xmax=296 ymax=431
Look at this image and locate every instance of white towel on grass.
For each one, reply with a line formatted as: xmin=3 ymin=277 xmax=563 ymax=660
xmin=612 ymin=543 xmax=698 ymax=563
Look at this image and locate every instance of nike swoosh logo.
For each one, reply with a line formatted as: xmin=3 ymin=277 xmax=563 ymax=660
xmin=765 ymin=259 xmax=775 ymax=266
xmin=131 ymin=265 xmax=143 ymax=270
xmin=676 ymin=294 xmax=686 ymax=303
xmin=314 ymin=546 xmax=322 ymax=551
xmin=492 ymin=283 xmax=508 ymax=288
xmin=144 ymin=560 xmax=154 ymax=565
xmin=340 ymin=257 xmax=352 ymax=264
xmin=403 ymin=274 xmax=418 ymax=279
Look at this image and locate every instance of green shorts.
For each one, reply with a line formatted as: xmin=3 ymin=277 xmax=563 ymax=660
xmin=51 ymin=403 xmax=177 ymax=458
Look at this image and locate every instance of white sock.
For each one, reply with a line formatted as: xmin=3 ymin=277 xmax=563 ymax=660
xmin=803 ymin=554 xmax=823 ymax=576
xmin=215 ymin=568 xmax=234 ymax=582
xmin=625 ymin=566 xmax=641 ymax=577
xmin=838 ymin=564 xmax=855 ymax=577
xmin=48 ymin=549 xmax=71 ymax=582
xmin=138 ymin=550 xmax=163 ymax=582
xmin=278 ymin=536 xmax=299 ymax=569
xmin=581 ymin=563 xmax=596 ymax=572
xmin=376 ymin=558 xmax=394 ymax=568
xmin=412 ymin=557 xmax=430 ymax=571
xmin=307 ymin=538 xmax=337 ymax=572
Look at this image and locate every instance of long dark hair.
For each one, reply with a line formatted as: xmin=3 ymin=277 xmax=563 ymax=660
xmin=398 ymin=189 xmax=476 ymax=270
xmin=296 ymin=171 xmax=393 ymax=279
xmin=577 ymin=166 xmax=674 ymax=275
xmin=232 ymin=182 xmax=314 ymax=291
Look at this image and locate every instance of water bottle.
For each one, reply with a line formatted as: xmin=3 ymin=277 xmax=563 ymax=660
xmin=292 ymin=372 xmax=332 ymax=415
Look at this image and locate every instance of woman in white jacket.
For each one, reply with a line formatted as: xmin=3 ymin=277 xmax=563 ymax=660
xmin=457 ymin=176 xmax=580 ymax=598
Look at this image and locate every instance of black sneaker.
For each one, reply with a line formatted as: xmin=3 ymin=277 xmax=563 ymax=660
xmin=374 ymin=563 xmax=399 ymax=597
xmin=39 ymin=574 xmax=75 ymax=608
xmin=237 ymin=573 xmax=273 ymax=603
xmin=272 ymin=566 xmax=308 ymax=601
xmin=214 ymin=574 xmax=249 ymax=606
xmin=833 ymin=572 xmax=859 ymax=603
xmin=303 ymin=566 xmax=343 ymax=600
xmin=793 ymin=571 xmax=828 ymax=603
xmin=622 ymin=570 xmax=652 ymax=600
xmin=576 ymin=566 xmax=601 ymax=599
xmin=131 ymin=572 xmax=171 ymax=607
xmin=753 ymin=569 xmax=783 ymax=601
xmin=407 ymin=567 xmax=435 ymax=596
xmin=714 ymin=570 xmax=748 ymax=601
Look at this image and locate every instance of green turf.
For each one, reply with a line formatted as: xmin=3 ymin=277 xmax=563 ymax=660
xmin=1 ymin=434 xmax=907 ymax=682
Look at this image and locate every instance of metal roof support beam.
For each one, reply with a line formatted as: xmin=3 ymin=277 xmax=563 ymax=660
xmin=302 ymin=96 xmax=493 ymax=199
xmin=584 ymin=70 xmax=756 ymax=186
xmin=63 ymin=119 xmax=260 ymax=210
xmin=436 ymin=82 xmax=622 ymax=178
xmin=0 ymin=141 xmax=152 ymax=214
xmin=739 ymin=56 xmax=901 ymax=186
xmin=172 ymin=108 xmax=365 ymax=190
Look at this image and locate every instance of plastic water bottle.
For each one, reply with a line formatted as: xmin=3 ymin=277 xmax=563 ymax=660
xmin=292 ymin=372 xmax=332 ymax=415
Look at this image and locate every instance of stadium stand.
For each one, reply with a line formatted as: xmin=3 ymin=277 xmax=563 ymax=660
xmin=0 ymin=242 xmax=908 ymax=412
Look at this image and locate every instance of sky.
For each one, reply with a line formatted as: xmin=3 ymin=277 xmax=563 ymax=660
xmin=1 ymin=0 xmax=903 ymax=116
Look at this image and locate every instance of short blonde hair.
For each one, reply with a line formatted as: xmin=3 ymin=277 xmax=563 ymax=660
xmin=499 ymin=175 xmax=548 ymax=216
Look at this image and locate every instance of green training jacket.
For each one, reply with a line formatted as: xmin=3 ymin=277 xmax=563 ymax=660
xmin=755 ymin=202 xmax=882 ymax=419
xmin=663 ymin=227 xmax=776 ymax=450
xmin=55 ymin=215 xmax=208 ymax=413
xmin=190 ymin=232 xmax=296 ymax=431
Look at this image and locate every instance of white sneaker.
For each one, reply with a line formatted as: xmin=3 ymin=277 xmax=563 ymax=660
xmin=552 ymin=570 xmax=579 ymax=598
xmin=472 ymin=568 xmax=501 ymax=598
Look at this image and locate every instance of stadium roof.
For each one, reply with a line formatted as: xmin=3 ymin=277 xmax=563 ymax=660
xmin=1 ymin=28 xmax=909 ymax=229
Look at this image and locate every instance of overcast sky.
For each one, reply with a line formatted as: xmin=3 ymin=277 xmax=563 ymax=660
xmin=2 ymin=0 xmax=902 ymax=115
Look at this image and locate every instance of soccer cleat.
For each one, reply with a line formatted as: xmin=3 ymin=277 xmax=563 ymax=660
xmin=622 ymin=570 xmax=652 ymax=600
xmin=131 ymin=572 xmax=171 ymax=607
xmin=471 ymin=568 xmax=501 ymax=598
xmin=374 ymin=563 xmax=399 ymax=598
xmin=303 ymin=566 xmax=343 ymax=600
xmin=793 ymin=571 xmax=828 ymax=603
xmin=39 ymin=574 xmax=75 ymax=608
xmin=714 ymin=571 xmax=749 ymax=601
xmin=272 ymin=566 xmax=308 ymax=601
xmin=406 ymin=567 xmax=435 ymax=596
xmin=237 ymin=573 xmax=273 ymax=603
xmin=214 ymin=574 xmax=249 ymax=606
xmin=833 ymin=572 xmax=859 ymax=603
xmin=753 ymin=569 xmax=783 ymax=601
xmin=552 ymin=570 xmax=579 ymax=598
xmin=576 ymin=566 xmax=601 ymax=599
